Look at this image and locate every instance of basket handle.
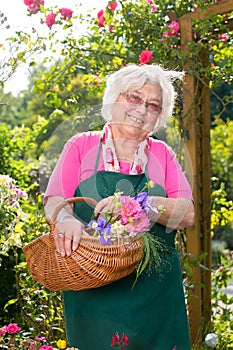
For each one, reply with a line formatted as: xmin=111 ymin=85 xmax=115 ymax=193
xmin=49 ymin=196 xmax=98 ymax=227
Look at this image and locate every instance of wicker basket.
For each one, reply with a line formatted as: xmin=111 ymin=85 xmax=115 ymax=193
xmin=23 ymin=197 xmax=144 ymax=291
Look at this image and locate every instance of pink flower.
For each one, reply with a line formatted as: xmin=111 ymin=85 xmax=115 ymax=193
xmin=45 ymin=12 xmax=57 ymax=27
xmin=0 ymin=326 xmax=7 ymax=336
xmin=59 ymin=8 xmax=73 ymax=20
xmin=108 ymin=1 xmax=118 ymax=10
xmin=126 ymin=212 xmax=150 ymax=234
xmin=168 ymin=21 xmax=179 ymax=35
xmin=5 ymin=323 xmax=21 ymax=334
xmin=161 ymin=21 xmax=179 ymax=41
xmin=39 ymin=346 xmax=54 ymax=350
xmin=111 ymin=332 xmax=129 ymax=348
xmin=97 ymin=9 xmax=106 ymax=27
xmin=139 ymin=50 xmax=153 ymax=64
xmin=117 ymin=196 xmax=143 ymax=224
xmin=111 ymin=332 xmax=120 ymax=346
xmin=24 ymin=0 xmax=44 ymax=14
xmin=151 ymin=5 xmax=158 ymax=12
xmin=97 ymin=9 xmax=104 ymax=19
xmin=36 ymin=336 xmax=47 ymax=341
xmin=219 ymin=33 xmax=228 ymax=41
xmin=122 ymin=334 xmax=129 ymax=346
xmin=146 ymin=0 xmax=158 ymax=12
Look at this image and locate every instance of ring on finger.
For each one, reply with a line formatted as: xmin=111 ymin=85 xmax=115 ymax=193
xmin=58 ymin=232 xmax=64 ymax=235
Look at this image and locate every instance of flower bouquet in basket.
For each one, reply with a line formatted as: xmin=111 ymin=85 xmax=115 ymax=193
xmin=87 ymin=181 xmax=169 ymax=286
xmin=23 ymin=181 xmax=170 ymax=291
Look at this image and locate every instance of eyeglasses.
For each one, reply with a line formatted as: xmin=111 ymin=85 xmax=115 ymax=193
xmin=122 ymin=92 xmax=162 ymax=115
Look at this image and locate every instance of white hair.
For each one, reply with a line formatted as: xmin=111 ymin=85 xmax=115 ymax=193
xmin=101 ymin=64 xmax=184 ymax=132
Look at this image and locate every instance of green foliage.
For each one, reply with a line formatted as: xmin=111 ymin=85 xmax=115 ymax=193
xmin=0 ymin=90 xmax=32 ymax=127
xmin=210 ymin=256 xmax=233 ymax=349
xmin=16 ymin=264 xmax=65 ymax=343
xmin=0 ymin=123 xmax=38 ymax=190
xmin=2 ymin=0 xmax=232 ymax=111
xmin=211 ymin=119 xmax=233 ymax=199
xmin=0 ymin=175 xmax=28 ymax=261
xmin=211 ymin=181 xmax=233 ymax=232
xmin=0 ymin=1 xmax=233 ymax=347
xmin=211 ymin=83 xmax=233 ymax=122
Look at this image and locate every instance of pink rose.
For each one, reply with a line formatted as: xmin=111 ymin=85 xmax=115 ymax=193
xmin=97 ymin=9 xmax=104 ymax=19
xmin=97 ymin=9 xmax=106 ymax=27
xmin=139 ymin=50 xmax=153 ymax=64
xmin=108 ymin=1 xmax=118 ymax=10
xmin=0 ymin=326 xmax=7 ymax=336
xmin=219 ymin=33 xmax=228 ymax=41
xmin=151 ymin=5 xmax=158 ymax=12
xmin=6 ymin=323 xmax=21 ymax=334
xmin=59 ymin=8 xmax=73 ymax=20
xmin=24 ymin=0 xmax=33 ymax=5
xmin=161 ymin=21 xmax=179 ymax=41
xmin=45 ymin=12 xmax=57 ymax=27
xmin=24 ymin=0 xmax=44 ymax=14
xmin=168 ymin=21 xmax=179 ymax=36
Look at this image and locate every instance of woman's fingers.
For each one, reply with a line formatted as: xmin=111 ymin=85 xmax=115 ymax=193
xmin=94 ymin=196 xmax=115 ymax=215
xmin=54 ymin=220 xmax=85 ymax=257
xmin=54 ymin=197 xmax=116 ymax=256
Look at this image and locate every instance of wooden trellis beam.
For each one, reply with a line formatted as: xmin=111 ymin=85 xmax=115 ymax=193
xmin=178 ymin=0 xmax=233 ymax=344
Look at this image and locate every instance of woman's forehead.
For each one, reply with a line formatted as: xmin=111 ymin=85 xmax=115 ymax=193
xmin=129 ymin=83 xmax=162 ymax=98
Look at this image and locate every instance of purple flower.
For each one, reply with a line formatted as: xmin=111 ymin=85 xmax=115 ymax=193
xmin=145 ymin=197 xmax=159 ymax=214
xmin=88 ymin=217 xmax=107 ymax=231
xmin=99 ymin=224 xmax=113 ymax=245
xmin=134 ymin=192 xmax=148 ymax=206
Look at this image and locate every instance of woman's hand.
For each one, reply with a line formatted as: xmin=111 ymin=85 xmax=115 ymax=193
xmin=148 ymin=196 xmax=194 ymax=231
xmin=54 ymin=217 xmax=88 ymax=257
xmin=45 ymin=195 xmax=88 ymax=257
xmin=94 ymin=196 xmax=115 ymax=216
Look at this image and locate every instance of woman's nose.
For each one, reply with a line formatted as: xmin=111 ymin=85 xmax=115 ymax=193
xmin=134 ymin=102 xmax=147 ymax=114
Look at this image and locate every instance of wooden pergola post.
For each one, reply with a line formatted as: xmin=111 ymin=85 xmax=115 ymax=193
xmin=178 ymin=0 xmax=233 ymax=344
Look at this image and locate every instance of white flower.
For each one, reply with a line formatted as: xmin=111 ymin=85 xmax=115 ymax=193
xmin=205 ymin=333 xmax=219 ymax=348
xmin=111 ymin=221 xmax=125 ymax=234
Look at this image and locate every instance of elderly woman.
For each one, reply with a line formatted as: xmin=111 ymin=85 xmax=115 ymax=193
xmin=44 ymin=64 xmax=194 ymax=350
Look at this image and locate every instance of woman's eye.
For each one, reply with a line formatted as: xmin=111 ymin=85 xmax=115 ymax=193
xmin=147 ymin=103 xmax=161 ymax=112
xmin=129 ymin=94 xmax=142 ymax=104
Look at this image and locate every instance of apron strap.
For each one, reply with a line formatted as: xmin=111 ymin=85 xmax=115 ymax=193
xmin=94 ymin=141 xmax=102 ymax=174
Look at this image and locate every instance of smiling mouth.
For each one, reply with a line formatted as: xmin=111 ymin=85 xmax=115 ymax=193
xmin=127 ymin=114 xmax=144 ymax=126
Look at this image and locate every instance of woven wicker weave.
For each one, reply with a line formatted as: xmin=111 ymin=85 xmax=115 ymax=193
xmin=23 ymin=197 xmax=144 ymax=291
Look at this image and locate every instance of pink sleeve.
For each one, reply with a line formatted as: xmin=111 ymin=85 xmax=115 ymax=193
xmin=44 ymin=132 xmax=100 ymax=199
xmin=148 ymin=139 xmax=193 ymax=200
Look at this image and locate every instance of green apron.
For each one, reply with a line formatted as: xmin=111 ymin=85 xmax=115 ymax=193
xmin=63 ymin=149 xmax=191 ymax=350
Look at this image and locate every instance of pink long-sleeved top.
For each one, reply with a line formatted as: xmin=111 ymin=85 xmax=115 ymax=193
xmin=44 ymin=131 xmax=193 ymax=200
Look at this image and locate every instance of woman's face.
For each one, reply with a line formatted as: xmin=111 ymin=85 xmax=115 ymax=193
xmin=111 ymin=83 xmax=162 ymax=141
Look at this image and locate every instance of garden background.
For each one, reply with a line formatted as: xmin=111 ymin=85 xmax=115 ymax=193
xmin=0 ymin=0 xmax=232 ymax=349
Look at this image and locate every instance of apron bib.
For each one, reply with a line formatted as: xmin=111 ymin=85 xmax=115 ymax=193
xmin=63 ymin=146 xmax=191 ymax=350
